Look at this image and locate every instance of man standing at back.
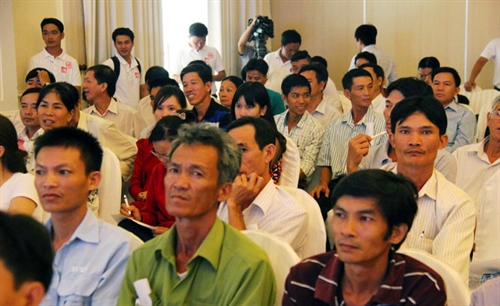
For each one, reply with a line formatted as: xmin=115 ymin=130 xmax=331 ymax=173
xmin=172 ymin=22 xmax=226 ymax=94
xmin=28 ymin=18 xmax=81 ymax=94
xmin=349 ymin=24 xmax=398 ymax=84
xmin=103 ymin=28 xmax=148 ymax=108
xmin=264 ymin=29 xmax=301 ymax=93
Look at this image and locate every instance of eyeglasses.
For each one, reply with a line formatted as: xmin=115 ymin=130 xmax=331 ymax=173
xmin=491 ymin=110 xmax=500 ymax=119
xmin=151 ymin=148 xmax=169 ymax=160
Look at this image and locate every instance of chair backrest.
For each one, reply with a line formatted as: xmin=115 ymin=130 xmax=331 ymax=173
xmin=397 ymin=248 xmax=470 ymax=305
xmin=281 ymin=186 xmax=326 ymax=258
xmin=338 ymin=90 xmax=352 ymax=115
xmin=279 ymin=136 xmax=300 ymax=188
xmin=242 ymin=230 xmax=300 ymax=306
xmin=459 ymin=86 xmax=498 ymax=115
xmin=97 ymin=147 xmax=122 ymax=225
xmin=476 ymin=93 xmax=499 ymax=142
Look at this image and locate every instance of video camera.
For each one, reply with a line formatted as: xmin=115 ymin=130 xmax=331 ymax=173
xmin=247 ymin=16 xmax=274 ymax=59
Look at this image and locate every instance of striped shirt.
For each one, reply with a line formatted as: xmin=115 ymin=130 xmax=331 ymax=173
xmin=310 ymin=94 xmax=343 ymax=129
xmin=444 ymin=100 xmax=476 ymax=152
xmin=318 ymin=108 xmax=386 ymax=179
xmin=275 ymin=111 xmax=325 ymax=180
xmin=390 ymin=168 xmax=476 ymax=284
xmin=283 ymin=251 xmax=446 ymax=306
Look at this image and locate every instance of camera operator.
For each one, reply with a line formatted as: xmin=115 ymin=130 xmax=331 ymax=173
xmin=238 ymin=16 xmax=272 ymax=68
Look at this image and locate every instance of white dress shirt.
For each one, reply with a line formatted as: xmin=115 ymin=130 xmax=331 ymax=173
xmin=217 ymin=179 xmax=308 ymax=257
xmin=28 ymin=48 xmax=81 ymax=86
xmin=263 ymin=49 xmax=292 ymax=93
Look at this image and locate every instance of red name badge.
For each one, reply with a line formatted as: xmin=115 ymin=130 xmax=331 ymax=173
xmin=66 ymin=61 xmax=72 ymax=69
xmin=61 ymin=66 xmax=67 ymax=73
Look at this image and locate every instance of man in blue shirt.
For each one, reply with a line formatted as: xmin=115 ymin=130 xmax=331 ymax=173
xmin=34 ymin=127 xmax=140 ymax=306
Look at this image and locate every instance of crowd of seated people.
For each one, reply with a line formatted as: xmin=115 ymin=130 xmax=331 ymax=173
xmin=3 ymin=16 xmax=499 ymax=305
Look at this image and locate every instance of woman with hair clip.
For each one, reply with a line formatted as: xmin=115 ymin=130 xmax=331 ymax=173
xmin=120 ymin=113 xmax=195 ymax=241
xmin=230 ymin=82 xmax=300 ymax=187
xmin=0 ymin=114 xmax=40 ymax=219
xmin=130 ymin=86 xmax=187 ymax=205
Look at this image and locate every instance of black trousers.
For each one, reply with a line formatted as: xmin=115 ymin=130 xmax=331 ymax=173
xmin=118 ymin=218 xmax=154 ymax=242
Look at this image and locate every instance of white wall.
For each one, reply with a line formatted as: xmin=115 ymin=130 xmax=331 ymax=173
xmin=0 ymin=0 xmax=19 ymax=116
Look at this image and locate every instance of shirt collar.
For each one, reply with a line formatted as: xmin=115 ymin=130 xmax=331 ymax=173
xmin=158 ymin=218 xmax=225 ymax=271
xmin=18 ymin=127 xmax=43 ymax=141
xmin=312 ymin=97 xmax=327 ymax=115
xmin=42 ymin=48 xmax=66 ymax=60
xmin=246 ymin=179 xmax=275 ymax=215
xmin=77 ymin=111 xmax=89 ymax=130
xmin=343 ymin=106 xmax=375 ymax=126
xmin=45 ymin=209 xmax=99 ymax=245
xmin=444 ymin=98 xmax=459 ymax=111
xmin=418 ymin=170 xmax=437 ymax=200
xmin=114 ymin=53 xmax=137 ymax=67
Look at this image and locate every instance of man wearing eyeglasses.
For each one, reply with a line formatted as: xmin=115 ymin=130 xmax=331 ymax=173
xmin=453 ymin=96 xmax=500 ymax=262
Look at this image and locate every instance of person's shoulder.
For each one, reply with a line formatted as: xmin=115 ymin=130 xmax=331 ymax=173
xmin=434 ymin=170 xmax=474 ymax=203
xmin=396 ymin=252 xmax=446 ymax=289
xmin=97 ymin=218 xmax=138 ymax=247
xmin=290 ymin=252 xmax=336 ymax=276
xmin=116 ymin=100 xmax=139 ymax=113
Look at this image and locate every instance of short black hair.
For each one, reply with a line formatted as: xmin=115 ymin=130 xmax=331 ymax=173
xmin=25 ymin=68 xmax=56 ymax=83
xmin=222 ymin=76 xmax=244 ymax=89
xmin=37 ymin=82 xmax=79 ymax=112
xmin=385 ymin=77 xmax=433 ymax=98
xmin=35 ymin=127 xmax=103 ymax=175
xmin=0 ymin=212 xmax=54 ymax=291
xmin=342 ymin=68 xmax=373 ymax=91
xmin=20 ymin=87 xmax=42 ymax=100
xmin=290 ymin=50 xmax=311 ymax=63
xmin=281 ymin=29 xmax=301 ymax=46
xmin=41 ymin=18 xmax=64 ymax=33
xmin=355 ymin=51 xmax=377 ymax=65
xmin=189 ymin=22 xmax=208 ymax=37
xmin=112 ymin=27 xmax=135 ymax=42
xmin=431 ymin=67 xmax=461 ymax=87
xmin=227 ymin=117 xmax=277 ymax=152
xmin=87 ymin=65 xmax=117 ymax=97
xmin=390 ymin=95 xmax=447 ymax=136
xmin=149 ymin=113 xmax=196 ymax=143
xmin=331 ymin=169 xmax=418 ymax=250
xmin=242 ymin=59 xmax=269 ymax=76
xmin=299 ymin=64 xmax=329 ymax=84
xmin=153 ymin=85 xmax=187 ymax=111
xmin=355 ymin=24 xmax=377 ymax=45
xmin=148 ymin=76 xmax=179 ymax=91
xmin=0 ymin=114 xmax=27 ymax=173
xmin=418 ymin=56 xmax=440 ymax=70
xmin=145 ymin=66 xmax=169 ymax=84
xmin=281 ymin=74 xmax=311 ymax=96
xmin=181 ymin=63 xmax=213 ymax=84
xmin=230 ymin=82 xmax=275 ymax=126
xmin=311 ymin=55 xmax=328 ymax=68
xmin=359 ymin=63 xmax=385 ymax=80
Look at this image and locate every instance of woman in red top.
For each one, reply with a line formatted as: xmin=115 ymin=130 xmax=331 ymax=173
xmin=120 ymin=113 xmax=195 ymax=241
xmin=128 ymin=86 xmax=187 ymax=207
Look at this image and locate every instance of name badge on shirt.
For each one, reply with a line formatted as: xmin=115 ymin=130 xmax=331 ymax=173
xmin=66 ymin=61 xmax=72 ymax=69
xmin=61 ymin=66 xmax=67 ymax=73
xmin=135 ymin=71 xmax=140 ymax=78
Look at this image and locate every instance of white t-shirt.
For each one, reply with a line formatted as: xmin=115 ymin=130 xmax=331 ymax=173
xmin=103 ymin=54 xmax=145 ymax=109
xmin=28 ymin=49 xmax=81 ymax=86
xmin=0 ymin=172 xmax=40 ymax=218
xmin=480 ymin=37 xmax=500 ymax=88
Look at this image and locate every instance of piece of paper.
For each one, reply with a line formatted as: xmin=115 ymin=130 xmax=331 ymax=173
xmin=134 ymin=279 xmax=153 ymax=306
xmin=112 ymin=214 xmax=156 ymax=230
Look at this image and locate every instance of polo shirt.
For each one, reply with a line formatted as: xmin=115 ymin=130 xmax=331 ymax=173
xmin=192 ymin=99 xmax=231 ymax=129
xmin=28 ymin=48 xmax=81 ymax=86
xmin=264 ymin=49 xmax=292 ymax=93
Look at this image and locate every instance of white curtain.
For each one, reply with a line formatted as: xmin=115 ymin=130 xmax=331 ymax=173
xmin=220 ymin=0 xmax=271 ymax=76
xmin=82 ymin=0 xmax=163 ymax=68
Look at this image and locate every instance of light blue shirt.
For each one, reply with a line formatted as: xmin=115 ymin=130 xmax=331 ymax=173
xmin=41 ymin=209 xmax=137 ymax=306
xmin=445 ymin=100 xmax=476 ymax=152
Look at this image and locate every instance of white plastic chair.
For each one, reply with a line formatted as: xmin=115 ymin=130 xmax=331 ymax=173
xmin=97 ymin=147 xmax=122 ymax=225
xmin=476 ymin=94 xmax=499 ymax=142
xmin=338 ymin=90 xmax=352 ymax=115
xmin=279 ymin=136 xmax=300 ymax=188
xmin=242 ymin=230 xmax=300 ymax=306
xmin=281 ymin=186 xmax=326 ymax=258
xmin=459 ymin=86 xmax=498 ymax=115
xmin=397 ymin=248 xmax=470 ymax=306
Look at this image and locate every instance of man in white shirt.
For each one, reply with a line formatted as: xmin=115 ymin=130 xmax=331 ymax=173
xmin=453 ymin=96 xmax=500 ymax=261
xmin=172 ymin=22 xmax=225 ymax=94
xmin=218 ymin=117 xmax=308 ymax=257
xmin=28 ymin=18 xmax=81 ymax=94
xmin=102 ymin=28 xmax=148 ymax=108
xmin=388 ymin=95 xmax=475 ymax=283
xmin=359 ymin=63 xmax=386 ymax=114
xmin=465 ymin=37 xmax=500 ymax=91
xmin=264 ymin=29 xmax=301 ymax=93
xmin=17 ymin=88 xmax=44 ymax=173
xmin=299 ymin=64 xmax=342 ymax=127
xmin=83 ymin=65 xmax=145 ymax=138
xmin=349 ymin=24 xmax=398 ymax=84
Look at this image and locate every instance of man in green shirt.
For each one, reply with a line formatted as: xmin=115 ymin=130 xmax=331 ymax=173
xmin=118 ymin=123 xmax=276 ymax=305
